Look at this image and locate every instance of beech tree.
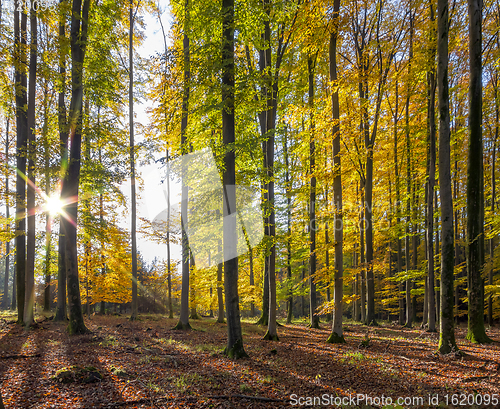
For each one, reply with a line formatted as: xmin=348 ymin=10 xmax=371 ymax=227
xmin=63 ymin=0 xmax=91 ymax=335
xmin=222 ymin=0 xmax=247 ymax=359
xmin=437 ymin=0 xmax=459 ymax=355
xmin=466 ymin=0 xmax=491 ymax=344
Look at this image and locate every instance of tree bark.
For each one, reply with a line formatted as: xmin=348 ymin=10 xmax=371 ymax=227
xmin=2 ymin=119 xmax=10 ymax=310
xmin=284 ymin=129 xmax=293 ymax=324
xmin=174 ymin=0 xmax=191 ymax=331
xmin=327 ymin=0 xmax=344 ymax=343
xmin=54 ymin=0 xmax=68 ymax=322
xmin=307 ymin=55 xmax=320 ymax=330
xmin=404 ymin=10 xmax=414 ymax=328
xmin=128 ymin=0 xmax=138 ymax=322
xmin=24 ymin=4 xmax=37 ymax=326
xmin=222 ymin=0 xmax=247 ymax=358
xmin=426 ymin=0 xmax=437 ymax=332
xmin=263 ymin=0 xmax=278 ymax=341
xmin=217 ymin=225 xmax=224 ymax=323
xmin=64 ymin=0 xmax=90 ymax=335
xmin=14 ymin=2 xmax=27 ymax=325
xmin=466 ymin=0 xmax=491 ymax=344
xmin=437 ymin=0 xmax=459 ymax=354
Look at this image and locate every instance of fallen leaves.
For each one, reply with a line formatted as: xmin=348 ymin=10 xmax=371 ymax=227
xmin=0 ymin=315 xmax=498 ymax=408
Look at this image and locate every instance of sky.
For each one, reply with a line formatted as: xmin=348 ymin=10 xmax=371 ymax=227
xmin=123 ymin=4 xmax=182 ymax=266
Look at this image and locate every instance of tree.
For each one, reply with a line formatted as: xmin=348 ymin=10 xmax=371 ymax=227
xmin=129 ymin=0 xmax=138 ymax=322
xmin=263 ymin=0 xmax=278 ymax=341
xmin=14 ymin=1 xmax=28 ymax=325
xmin=24 ymin=3 xmax=37 ymax=326
xmin=426 ymin=0 xmax=437 ymax=333
xmin=174 ymin=0 xmax=192 ymax=331
xmin=466 ymin=0 xmax=492 ymax=344
xmin=222 ymin=0 xmax=247 ymax=359
xmin=437 ymin=0 xmax=459 ymax=355
xmin=54 ymin=0 xmax=68 ymax=322
xmin=63 ymin=0 xmax=91 ymax=335
xmin=2 ymin=118 xmax=11 ymax=310
xmin=327 ymin=0 xmax=344 ymax=344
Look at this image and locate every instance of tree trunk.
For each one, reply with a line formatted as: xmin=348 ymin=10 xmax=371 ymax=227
xmin=307 ymin=55 xmax=320 ymax=330
xmin=43 ymin=83 xmax=51 ymax=312
xmin=129 ymin=0 xmax=138 ymax=322
xmin=360 ymin=181 xmax=366 ymax=323
xmin=14 ymin=2 xmax=27 ymax=325
xmin=222 ymin=0 xmax=247 ymax=358
xmin=284 ymin=129 xmax=292 ymax=324
xmin=327 ymin=0 xmax=344 ymax=343
xmin=217 ymin=227 xmax=224 ymax=323
xmin=263 ymin=0 xmax=278 ymax=341
xmin=54 ymin=0 xmax=68 ymax=323
xmin=488 ymin=76 xmax=498 ymax=326
xmin=166 ymin=150 xmax=173 ymax=319
xmin=404 ymin=9 xmax=414 ymax=329
xmin=427 ymin=1 xmax=437 ymax=332
xmin=466 ymin=0 xmax=491 ymax=344
xmin=437 ymin=0 xmax=459 ymax=354
xmin=174 ymin=0 xmax=191 ymax=331
xmin=64 ymin=0 xmax=90 ymax=335
xmin=24 ymin=5 xmax=37 ymax=326
xmin=2 ymin=119 xmax=10 ymax=310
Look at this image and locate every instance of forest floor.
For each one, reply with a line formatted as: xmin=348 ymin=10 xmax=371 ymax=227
xmin=0 ymin=312 xmax=499 ymax=408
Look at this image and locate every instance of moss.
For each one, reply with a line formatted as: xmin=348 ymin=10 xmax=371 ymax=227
xmin=466 ymin=329 xmax=492 ymax=344
xmin=262 ymin=330 xmax=279 ymax=341
xmin=224 ymin=338 xmax=248 ymax=359
xmin=326 ymin=332 xmax=346 ymax=344
xmin=173 ymin=320 xmax=192 ymax=330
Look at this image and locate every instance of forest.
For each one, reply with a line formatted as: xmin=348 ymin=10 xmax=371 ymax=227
xmin=0 ymin=0 xmax=499 ymax=407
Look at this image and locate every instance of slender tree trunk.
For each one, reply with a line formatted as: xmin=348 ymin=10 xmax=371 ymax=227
xmin=327 ymin=0 xmax=345 ymax=343
xmin=427 ymin=2 xmax=437 ymax=331
xmin=2 ymin=119 xmax=10 ymax=310
xmin=217 ymin=225 xmax=224 ymax=323
xmin=24 ymin=5 xmax=37 ymax=326
xmin=14 ymin=2 xmax=27 ymax=325
xmin=129 ymin=0 xmax=138 ymax=322
xmin=54 ymin=0 xmax=68 ymax=322
xmin=43 ymin=85 xmax=51 ymax=312
xmin=285 ymin=129 xmax=293 ymax=324
xmin=393 ymin=80 xmax=404 ymax=326
xmin=307 ymin=55 xmax=320 ymax=330
xmin=249 ymin=247 xmax=255 ymax=317
xmin=404 ymin=10 xmax=414 ymax=329
xmin=466 ymin=0 xmax=491 ymax=344
xmin=64 ymin=0 xmax=90 ymax=335
xmin=263 ymin=0 xmax=278 ymax=341
xmin=175 ymin=0 xmax=191 ymax=330
xmin=166 ymin=150 xmax=173 ymax=319
xmin=360 ymin=181 xmax=366 ymax=323
xmin=488 ymin=78 xmax=498 ymax=326
xmin=437 ymin=0 xmax=459 ymax=354
xmin=222 ymin=0 xmax=247 ymax=358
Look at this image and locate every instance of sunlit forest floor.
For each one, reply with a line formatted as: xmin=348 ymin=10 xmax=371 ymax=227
xmin=0 ymin=312 xmax=499 ymax=408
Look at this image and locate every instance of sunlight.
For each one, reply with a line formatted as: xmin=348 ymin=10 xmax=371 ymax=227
xmin=43 ymin=195 xmax=64 ymax=216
